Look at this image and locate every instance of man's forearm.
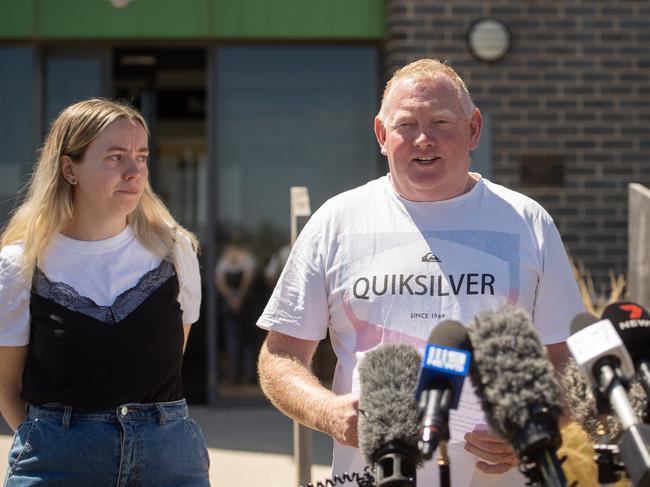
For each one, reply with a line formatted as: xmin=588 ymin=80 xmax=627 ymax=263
xmin=546 ymin=342 xmax=572 ymax=427
xmin=259 ymin=342 xmax=335 ymax=432
xmin=258 ymin=340 xmax=358 ymax=445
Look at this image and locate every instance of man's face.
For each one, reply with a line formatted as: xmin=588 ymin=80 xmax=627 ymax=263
xmin=374 ymin=76 xmax=482 ymax=202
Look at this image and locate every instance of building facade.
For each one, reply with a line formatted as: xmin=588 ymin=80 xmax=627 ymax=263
xmin=385 ymin=0 xmax=650 ymax=291
xmin=1 ymin=0 xmax=648 ymax=401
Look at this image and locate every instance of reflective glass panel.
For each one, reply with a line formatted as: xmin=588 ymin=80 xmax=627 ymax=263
xmin=0 ymin=46 xmax=35 ymax=223
xmin=45 ymin=55 xmax=104 ymax=127
xmin=212 ymin=45 xmax=379 ymax=394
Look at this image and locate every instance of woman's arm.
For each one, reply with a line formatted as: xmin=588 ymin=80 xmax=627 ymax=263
xmin=215 ymin=259 xmax=239 ymax=312
xmin=0 ymin=345 xmax=28 ymax=431
xmin=232 ymin=256 xmax=256 ymax=312
xmin=182 ymin=324 xmax=191 ymax=353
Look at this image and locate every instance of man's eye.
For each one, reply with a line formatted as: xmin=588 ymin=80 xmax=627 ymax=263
xmin=108 ymin=154 xmax=121 ymax=161
xmin=398 ymin=122 xmax=414 ymax=127
xmin=136 ymin=155 xmax=148 ymax=163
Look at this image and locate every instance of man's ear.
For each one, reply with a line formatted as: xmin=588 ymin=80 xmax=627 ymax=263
xmin=468 ymin=107 xmax=483 ymax=151
xmin=60 ymin=155 xmax=78 ymax=185
xmin=374 ymin=117 xmax=388 ymax=156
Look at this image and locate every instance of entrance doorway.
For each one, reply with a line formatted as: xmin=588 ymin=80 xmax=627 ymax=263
xmin=113 ymin=47 xmax=208 ymax=402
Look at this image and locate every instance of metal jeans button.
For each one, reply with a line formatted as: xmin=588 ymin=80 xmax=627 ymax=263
xmin=120 ymin=406 xmax=128 ymax=416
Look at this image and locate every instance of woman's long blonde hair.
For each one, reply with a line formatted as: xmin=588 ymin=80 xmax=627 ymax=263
xmin=1 ymin=98 xmax=198 ymax=283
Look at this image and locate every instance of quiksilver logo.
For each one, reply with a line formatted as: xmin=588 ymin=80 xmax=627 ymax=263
xmin=422 ymin=252 xmax=441 ymax=263
xmin=352 ymin=273 xmax=495 ymax=300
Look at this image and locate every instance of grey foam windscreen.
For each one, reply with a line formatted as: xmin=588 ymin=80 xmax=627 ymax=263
xmin=358 ymin=343 xmax=422 ymax=467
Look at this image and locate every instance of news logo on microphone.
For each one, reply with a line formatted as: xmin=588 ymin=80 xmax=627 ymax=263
xmin=417 ymin=342 xmax=470 ymax=406
xmin=416 ymin=321 xmax=472 ymax=460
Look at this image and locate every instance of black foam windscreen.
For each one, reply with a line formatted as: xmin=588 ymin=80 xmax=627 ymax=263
xmin=602 ymin=302 xmax=650 ymax=360
xmin=569 ymin=312 xmax=599 ymax=335
xmin=467 ymin=306 xmax=564 ymax=450
xmin=427 ymin=319 xmax=472 ymax=350
xmin=562 ymin=358 xmax=649 ymax=442
xmin=358 ymin=343 xmax=423 ymax=467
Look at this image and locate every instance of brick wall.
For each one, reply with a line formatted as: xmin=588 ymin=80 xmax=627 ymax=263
xmin=385 ymin=0 xmax=650 ymax=292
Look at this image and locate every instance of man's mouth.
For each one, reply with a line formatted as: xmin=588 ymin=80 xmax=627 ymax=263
xmin=413 ymin=156 xmax=439 ymax=164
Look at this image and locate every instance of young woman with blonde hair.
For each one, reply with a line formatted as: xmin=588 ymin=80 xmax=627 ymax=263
xmin=0 ymin=98 xmax=209 ymax=486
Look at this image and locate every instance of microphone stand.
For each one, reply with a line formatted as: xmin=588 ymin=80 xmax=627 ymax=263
xmin=597 ymin=363 xmax=650 ymax=486
xmin=593 ymin=395 xmax=623 ymax=486
xmin=593 ymin=441 xmax=621 ymax=487
xmin=516 ymin=408 xmax=569 ymax=487
xmin=437 ymin=439 xmax=450 ymax=487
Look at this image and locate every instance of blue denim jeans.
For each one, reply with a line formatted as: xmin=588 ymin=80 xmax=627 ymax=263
xmin=4 ymin=399 xmax=210 ymax=487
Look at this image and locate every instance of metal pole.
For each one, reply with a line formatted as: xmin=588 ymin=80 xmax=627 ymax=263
xmin=290 ymin=186 xmax=312 ymax=487
xmin=628 ymin=183 xmax=650 ymax=309
xmin=206 ymin=49 xmax=219 ymax=406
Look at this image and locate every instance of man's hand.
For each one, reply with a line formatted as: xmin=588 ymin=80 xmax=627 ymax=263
xmin=327 ymin=393 xmax=359 ymax=447
xmin=463 ymin=425 xmax=519 ymax=474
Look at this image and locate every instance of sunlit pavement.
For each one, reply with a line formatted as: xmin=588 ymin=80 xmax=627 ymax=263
xmin=0 ymin=410 xmax=606 ymax=486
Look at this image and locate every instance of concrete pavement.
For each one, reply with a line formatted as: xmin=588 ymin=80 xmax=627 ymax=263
xmin=0 ymin=404 xmax=334 ymax=486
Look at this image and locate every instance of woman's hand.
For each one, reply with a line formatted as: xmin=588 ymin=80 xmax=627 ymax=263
xmin=0 ymin=345 xmax=28 ymax=431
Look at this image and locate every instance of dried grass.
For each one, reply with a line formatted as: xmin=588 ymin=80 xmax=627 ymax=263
xmin=570 ymin=258 xmax=627 ymax=316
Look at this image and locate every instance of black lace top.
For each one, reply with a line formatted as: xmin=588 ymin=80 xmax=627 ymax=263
xmin=20 ymin=260 xmax=185 ymax=409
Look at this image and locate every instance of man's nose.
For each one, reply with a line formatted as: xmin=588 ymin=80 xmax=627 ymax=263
xmin=414 ymin=128 xmax=435 ymax=146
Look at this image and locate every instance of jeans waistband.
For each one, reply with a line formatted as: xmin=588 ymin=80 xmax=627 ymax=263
xmin=27 ymin=398 xmax=188 ymax=427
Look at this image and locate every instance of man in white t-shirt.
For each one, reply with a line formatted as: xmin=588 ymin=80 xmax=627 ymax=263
xmin=257 ymin=59 xmax=584 ymax=486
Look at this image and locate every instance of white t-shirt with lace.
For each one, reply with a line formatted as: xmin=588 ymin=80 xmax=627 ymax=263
xmin=0 ymin=226 xmax=201 ymax=346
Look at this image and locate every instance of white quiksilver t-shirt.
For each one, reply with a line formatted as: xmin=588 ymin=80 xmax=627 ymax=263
xmin=258 ymin=174 xmax=584 ymax=486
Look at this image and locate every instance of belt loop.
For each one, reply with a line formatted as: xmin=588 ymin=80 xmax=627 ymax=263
xmin=62 ymin=406 xmax=72 ymax=428
xmin=157 ymin=404 xmax=166 ymax=425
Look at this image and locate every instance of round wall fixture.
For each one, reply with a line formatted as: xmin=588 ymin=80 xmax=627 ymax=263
xmin=110 ymin=0 xmax=133 ymax=9
xmin=468 ymin=18 xmax=511 ymax=63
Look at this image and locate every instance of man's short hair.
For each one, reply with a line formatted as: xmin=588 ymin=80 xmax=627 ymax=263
xmin=378 ymin=59 xmax=475 ymax=121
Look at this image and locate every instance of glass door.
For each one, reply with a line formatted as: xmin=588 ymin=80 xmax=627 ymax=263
xmin=113 ymin=47 xmax=208 ymax=402
xmin=0 ymin=46 xmax=38 ymax=224
xmin=44 ymin=49 xmax=110 ymax=129
xmin=208 ymin=45 xmax=380 ymax=400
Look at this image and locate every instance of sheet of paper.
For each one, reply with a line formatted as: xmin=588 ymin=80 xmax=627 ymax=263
xmin=448 ymin=381 xmax=488 ymax=443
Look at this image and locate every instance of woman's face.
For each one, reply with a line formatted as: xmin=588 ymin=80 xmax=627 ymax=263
xmin=64 ymin=117 xmax=149 ymax=222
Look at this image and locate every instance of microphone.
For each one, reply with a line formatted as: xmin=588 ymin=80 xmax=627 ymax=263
xmin=567 ymin=313 xmax=637 ymax=429
xmin=567 ymin=310 xmax=650 ymax=486
xmin=415 ymin=320 xmax=471 ymax=460
xmin=602 ymin=301 xmax=650 ymax=400
xmin=562 ymin=358 xmax=648 ymax=442
xmin=358 ymin=343 xmax=422 ymax=486
xmin=468 ymin=306 xmax=568 ymax=487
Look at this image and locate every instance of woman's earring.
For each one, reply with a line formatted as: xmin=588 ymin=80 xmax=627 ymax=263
xmin=69 ymin=178 xmax=77 ymax=185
